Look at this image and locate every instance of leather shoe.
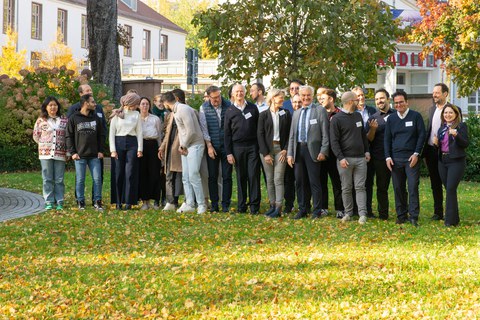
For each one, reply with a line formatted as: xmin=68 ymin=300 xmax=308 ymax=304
xmin=293 ymin=211 xmax=307 ymax=219
xmin=268 ymin=208 xmax=281 ymax=218
xmin=125 ymin=204 xmax=132 ymax=210
xmin=431 ymin=214 xmax=443 ymax=221
xmin=116 ymin=204 xmax=123 ymax=210
xmin=409 ymin=219 xmax=419 ymax=227
xmin=284 ymin=206 xmax=293 ymax=214
xmin=264 ymin=206 xmax=275 ymax=216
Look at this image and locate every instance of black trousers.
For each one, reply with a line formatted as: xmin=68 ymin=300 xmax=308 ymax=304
xmin=284 ymin=164 xmax=296 ymax=209
xmin=424 ymin=144 xmax=444 ymax=216
xmin=391 ymin=158 xmax=420 ymax=221
xmin=138 ymin=139 xmax=161 ymax=201
xmin=320 ymin=153 xmax=343 ymax=211
xmin=438 ymin=155 xmax=465 ymax=226
xmin=232 ymin=144 xmax=261 ymax=212
xmin=206 ymin=147 xmax=232 ymax=209
xmin=113 ymin=136 xmax=139 ymax=206
xmin=373 ymin=159 xmax=391 ymax=218
xmin=294 ymin=143 xmax=323 ymax=215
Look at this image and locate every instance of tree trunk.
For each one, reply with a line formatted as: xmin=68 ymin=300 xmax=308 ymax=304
xmin=87 ymin=0 xmax=122 ymax=103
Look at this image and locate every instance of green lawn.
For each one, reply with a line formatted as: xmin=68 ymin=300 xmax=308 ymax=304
xmin=0 ymin=171 xmax=479 ymax=318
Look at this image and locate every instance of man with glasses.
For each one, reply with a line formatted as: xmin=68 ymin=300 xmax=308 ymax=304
xmin=199 ymin=86 xmax=233 ymax=212
xmin=283 ymin=80 xmax=304 ymax=115
xmin=330 ymin=91 xmax=370 ymax=225
xmin=384 ymin=91 xmax=426 ymax=227
xmin=287 ymin=85 xmax=329 ymax=219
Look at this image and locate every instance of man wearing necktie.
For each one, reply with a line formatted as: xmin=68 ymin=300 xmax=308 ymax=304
xmin=287 ymin=85 xmax=330 ymax=219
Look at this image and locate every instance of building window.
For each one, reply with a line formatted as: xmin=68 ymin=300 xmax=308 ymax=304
xmin=120 ymin=0 xmax=137 ymax=11
xmin=57 ymin=9 xmax=68 ymax=44
xmin=142 ymin=29 xmax=151 ymax=60
xmin=81 ymin=14 xmax=88 ymax=48
xmin=397 ymin=72 xmax=406 ymax=85
xmin=468 ymin=90 xmax=480 ymax=114
xmin=160 ymin=34 xmax=168 ymax=60
xmin=31 ymin=3 xmax=42 ymax=39
xmin=3 ymin=0 xmax=15 ymax=33
xmin=123 ymin=24 xmax=132 ymax=57
xmin=410 ymin=72 xmax=428 ymax=94
xmin=30 ymin=51 xmax=42 ymax=69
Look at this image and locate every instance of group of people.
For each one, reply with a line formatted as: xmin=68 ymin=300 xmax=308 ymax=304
xmin=33 ymin=81 xmax=469 ymax=227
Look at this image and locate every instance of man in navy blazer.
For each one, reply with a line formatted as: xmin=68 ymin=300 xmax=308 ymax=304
xmin=287 ymin=85 xmax=330 ymax=219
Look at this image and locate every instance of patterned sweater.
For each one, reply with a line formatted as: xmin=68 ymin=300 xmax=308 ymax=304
xmin=33 ymin=116 xmax=69 ymax=161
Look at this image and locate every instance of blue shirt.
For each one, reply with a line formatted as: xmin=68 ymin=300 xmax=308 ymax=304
xmin=297 ymin=105 xmax=312 ymax=143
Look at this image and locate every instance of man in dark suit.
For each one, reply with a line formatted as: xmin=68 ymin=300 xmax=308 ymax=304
xmin=424 ymin=83 xmax=457 ymax=221
xmin=224 ymin=84 xmax=261 ymax=214
xmin=287 ymin=85 xmax=330 ymax=219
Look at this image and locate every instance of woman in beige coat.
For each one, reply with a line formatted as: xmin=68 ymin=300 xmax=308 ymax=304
xmin=158 ymin=111 xmax=183 ymax=210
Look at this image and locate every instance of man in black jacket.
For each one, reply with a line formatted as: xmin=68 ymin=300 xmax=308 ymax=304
xmin=66 ymin=94 xmax=105 ymax=210
xmin=224 ymin=84 xmax=261 ymax=214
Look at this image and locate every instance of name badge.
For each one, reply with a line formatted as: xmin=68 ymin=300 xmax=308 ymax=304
xmin=405 ymin=121 xmax=413 ymax=127
xmin=279 ymin=110 xmax=286 ymax=116
xmin=310 ymin=119 xmax=317 ymax=125
xmin=97 ymin=113 xmax=103 ymax=118
xmin=244 ymin=112 xmax=252 ymax=119
xmin=356 ymin=121 xmax=362 ymax=127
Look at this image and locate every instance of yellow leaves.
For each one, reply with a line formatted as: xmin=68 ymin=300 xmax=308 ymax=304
xmin=184 ymin=298 xmax=195 ymax=309
xmin=0 ymin=28 xmax=26 ymax=78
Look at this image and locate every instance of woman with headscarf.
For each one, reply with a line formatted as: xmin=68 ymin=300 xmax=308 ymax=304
xmin=33 ymin=96 xmax=69 ymax=210
xmin=109 ymin=93 xmax=143 ymax=210
xmin=138 ymin=97 xmax=163 ymax=210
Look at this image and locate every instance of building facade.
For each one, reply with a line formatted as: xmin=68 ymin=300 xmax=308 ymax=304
xmin=0 ymin=0 xmax=187 ymax=71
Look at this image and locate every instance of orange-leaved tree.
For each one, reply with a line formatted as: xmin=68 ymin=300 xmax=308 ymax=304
xmin=408 ymin=0 xmax=480 ymax=96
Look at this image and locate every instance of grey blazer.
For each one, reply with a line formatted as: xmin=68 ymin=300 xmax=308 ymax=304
xmin=287 ymin=104 xmax=330 ymax=162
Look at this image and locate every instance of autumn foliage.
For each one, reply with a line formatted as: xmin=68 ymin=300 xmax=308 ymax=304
xmin=408 ymin=0 xmax=480 ymax=96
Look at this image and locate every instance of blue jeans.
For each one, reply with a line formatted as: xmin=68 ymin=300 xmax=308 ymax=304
xmin=40 ymin=159 xmax=66 ymax=205
xmin=74 ymin=158 xmax=102 ymax=202
xmin=181 ymin=143 xmax=205 ymax=207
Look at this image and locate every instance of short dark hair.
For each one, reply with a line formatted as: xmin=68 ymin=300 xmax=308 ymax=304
xmin=40 ymin=96 xmax=62 ymax=119
xmin=324 ymin=88 xmax=337 ymax=102
xmin=392 ymin=90 xmax=408 ymax=101
xmin=161 ymin=91 xmax=177 ymax=103
xmin=172 ymin=88 xmax=186 ymax=104
xmin=289 ymin=79 xmax=305 ymax=86
xmin=140 ymin=96 xmax=152 ymax=113
xmin=252 ymin=82 xmax=265 ymax=95
xmin=206 ymin=85 xmax=221 ymax=96
xmin=434 ymin=83 xmax=449 ymax=94
xmin=375 ymin=88 xmax=390 ymax=99
xmin=80 ymin=94 xmax=93 ymax=107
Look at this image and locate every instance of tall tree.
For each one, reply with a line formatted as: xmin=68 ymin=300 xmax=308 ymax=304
xmin=87 ymin=0 xmax=122 ymax=102
xmin=193 ymin=0 xmax=401 ymax=88
xmin=408 ymin=0 xmax=480 ymax=97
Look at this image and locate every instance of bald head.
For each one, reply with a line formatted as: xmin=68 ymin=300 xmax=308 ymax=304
xmin=341 ymin=91 xmax=359 ymax=112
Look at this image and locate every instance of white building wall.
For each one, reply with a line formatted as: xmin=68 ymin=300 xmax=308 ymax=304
xmin=0 ymin=0 xmax=186 ymax=69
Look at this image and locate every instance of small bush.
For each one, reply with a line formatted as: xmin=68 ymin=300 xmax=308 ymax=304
xmin=0 ymin=66 xmax=116 ymax=172
xmin=464 ymin=113 xmax=480 ymax=182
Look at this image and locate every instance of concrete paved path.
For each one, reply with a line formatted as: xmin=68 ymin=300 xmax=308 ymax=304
xmin=0 ymin=188 xmax=45 ymax=222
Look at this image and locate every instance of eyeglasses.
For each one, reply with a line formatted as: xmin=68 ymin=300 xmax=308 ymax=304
xmin=290 ymin=87 xmax=300 ymax=91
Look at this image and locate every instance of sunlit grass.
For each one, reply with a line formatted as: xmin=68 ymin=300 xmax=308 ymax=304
xmin=0 ymin=171 xmax=479 ymax=318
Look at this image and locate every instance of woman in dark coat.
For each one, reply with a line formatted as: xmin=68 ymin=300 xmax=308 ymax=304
xmin=433 ymin=105 xmax=469 ymax=227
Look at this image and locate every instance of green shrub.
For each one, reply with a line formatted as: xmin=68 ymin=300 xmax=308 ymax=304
xmin=464 ymin=113 xmax=480 ymax=182
xmin=0 ymin=67 xmax=115 ymax=172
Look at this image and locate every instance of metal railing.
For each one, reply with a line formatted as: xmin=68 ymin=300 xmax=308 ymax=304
xmin=121 ymin=59 xmax=219 ymax=77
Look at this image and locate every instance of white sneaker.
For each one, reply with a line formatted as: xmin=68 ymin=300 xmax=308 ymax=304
xmin=358 ymin=216 xmax=367 ymax=225
xmin=177 ymin=203 xmax=195 ymax=213
xmin=197 ymin=205 xmax=207 ymax=214
xmin=341 ymin=214 xmax=351 ymax=223
xmin=163 ymin=202 xmax=176 ymax=211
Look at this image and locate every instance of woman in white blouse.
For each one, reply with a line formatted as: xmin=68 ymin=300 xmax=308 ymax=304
xmin=138 ymin=97 xmax=163 ymax=210
xmin=109 ymin=93 xmax=143 ymax=210
xmin=33 ymin=96 xmax=69 ymax=210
